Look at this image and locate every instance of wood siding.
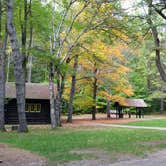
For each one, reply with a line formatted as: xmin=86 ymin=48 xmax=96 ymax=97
xmin=5 ymin=99 xmax=50 ymax=124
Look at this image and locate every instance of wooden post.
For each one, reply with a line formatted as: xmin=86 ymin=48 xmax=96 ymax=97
xmin=136 ymin=107 xmax=138 ymax=118
xmin=128 ymin=112 xmax=131 ymax=118
xmin=139 ymin=108 xmax=141 ymax=118
xmin=142 ymin=109 xmax=144 ymax=118
xmin=116 ymin=109 xmax=118 ymax=119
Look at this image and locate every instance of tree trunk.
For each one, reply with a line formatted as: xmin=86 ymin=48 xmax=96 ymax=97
xmin=49 ymin=29 xmax=56 ymax=128
xmin=27 ymin=55 xmax=32 ymax=82
xmin=27 ymin=0 xmax=33 ymax=83
xmin=0 ymin=0 xmax=1 ymax=37
xmin=147 ymin=60 xmax=152 ymax=95
xmin=148 ymin=1 xmax=166 ymax=82
xmin=6 ymin=53 xmax=11 ymax=82
xmin=0 ymin=50 xmax=6 ymax=131
xmin=55 ymin=73 xmax=65 ymax=126
xmin=21 ymin=0 xmax=28 ymax=81
xmin=148 ymin=3 xmax=166 ymax=115
xmin=55 ymin=92 xmax=61 ymax=126
xmin=21 ymin=0 xmax=27 ymax=49
xmin=49 ymin=0 xmax=57 ymax=128
xmin=160 ymin=98 xmax=164 ymax=114
xmin=6 ymin=0 xmax=28 ymax=132
xmin=0 ymin=17 xmax=7 ymax=131
xmin=0 ymin=0 xmax=3 ymax=39
xmin=92 ymin=68 xmax=98 ymax=120
xmin=106 ymin=99 xmax=110 ymax=118
xmin=49 ymin=66 xmax=57 ymax=128
xmin=67 ymin=55 xmax=78 ymax=123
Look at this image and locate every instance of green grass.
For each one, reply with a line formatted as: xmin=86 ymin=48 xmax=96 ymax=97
xmin=126 ymin=119 xmax=166 ymax=127
xmin=0 ymin=126 xmax=166 ymax=164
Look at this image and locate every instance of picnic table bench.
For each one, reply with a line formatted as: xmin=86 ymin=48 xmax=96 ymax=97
xmin=109 ymin=110 xmax=123 ymax=118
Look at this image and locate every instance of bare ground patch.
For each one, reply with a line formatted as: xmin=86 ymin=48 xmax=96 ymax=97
xmin=56 ymin=148 xmax=166 ymax=166
xmin=57 ymin=148 xmax=138 ymax=166
xmin=110 ymin=149 xmax=166 ymax=166
xmin=0 ymin=143 xmax=48 ymax=166
xmin=138 ymin=140 xmax=166 ymax=146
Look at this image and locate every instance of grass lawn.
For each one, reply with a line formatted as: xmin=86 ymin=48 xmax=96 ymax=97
xmin=0 ymin=126 xmax=166 ymax=164
xmin=126 ymin=119 xmax=166 ymax=127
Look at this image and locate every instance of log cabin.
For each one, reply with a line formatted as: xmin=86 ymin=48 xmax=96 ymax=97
xmin=5 ymin=82 xmax=56 ymax=124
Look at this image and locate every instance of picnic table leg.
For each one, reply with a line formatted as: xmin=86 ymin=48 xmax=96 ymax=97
xmin=139 ymin=108 xmax=141 ymax=118
xmin=136 ymin=107 xmax=140 ymax=118
xmin=142 ymin=111 xmax=144 ymax=118
xmin=129 ymin=112 xmax=131 ymax=118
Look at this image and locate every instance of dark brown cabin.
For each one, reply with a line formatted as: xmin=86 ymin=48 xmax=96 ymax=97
xmin=5 ymin=83 xmax=56 ymax=124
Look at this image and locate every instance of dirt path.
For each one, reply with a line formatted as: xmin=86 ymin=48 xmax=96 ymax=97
xmin=87 ymin=123 xmax=166 ymax=130
xmin=57 ymin=148 xmax=166 ymax=166
xmin=57 ymin=148 xmax=136 ymax=166
xmin=62 ymin=114 xmax=166 ymax=127
xmin=110 ymin=150 xmax=166 ymax=166
xmin=1 ymin=143 xmax=165 ymax=166
xmin=0 ymin=144 xmax=47 ymax=166
xmin=1 ymin=143 xmax=166 ymax=166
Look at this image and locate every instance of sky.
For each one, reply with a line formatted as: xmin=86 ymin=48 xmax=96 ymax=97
xmin=121 ymin=0 xmax=147 ymax=15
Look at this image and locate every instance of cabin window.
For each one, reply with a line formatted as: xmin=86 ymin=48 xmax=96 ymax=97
xmin=26 ymin=103 xmax=41 ymax=113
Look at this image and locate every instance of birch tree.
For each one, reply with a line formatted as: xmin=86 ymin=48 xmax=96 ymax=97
xmin=48 ymin=0 xmax=123 ymax=126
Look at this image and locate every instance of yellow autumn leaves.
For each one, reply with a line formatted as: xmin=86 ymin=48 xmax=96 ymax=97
xmin=64 ymin=38 xmax=133 ymax=109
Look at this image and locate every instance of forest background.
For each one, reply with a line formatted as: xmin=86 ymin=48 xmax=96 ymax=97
xmin=1 ymin=0 xmax=166 ymax=131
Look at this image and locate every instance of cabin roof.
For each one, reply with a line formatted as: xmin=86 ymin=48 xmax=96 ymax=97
xmin=6 ymin=82 xmax=56 ymax=100
xmin=121 ymin=99 xmax=147 ymax=107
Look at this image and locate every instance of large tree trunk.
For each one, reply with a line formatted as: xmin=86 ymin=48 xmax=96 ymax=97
xmin=55 ymin=73 xmax=65 ymax=126
xmin=49 ymin=28 xmax=57 ymax=128
xmin=6 ymin=0 xmax=28 ymax=132
xmin=92 ymin=68 xmax=98 ymax=120
xmin=0 ymin=5 xmax=7 ymax=131
xmin=49 ymin=65 xmax=57 ymax=128
xmin=49 ymin=0 xmax=57 ymax=128
xmin=148 ymin=2 xmax=166 ymax=114
xmin=67 ymin=55 xmax=78 ymax=123
xmin=0 ymin=0 xmax=1 ymax=36
xmin=0 ymin=38 xmax=7 ymax=132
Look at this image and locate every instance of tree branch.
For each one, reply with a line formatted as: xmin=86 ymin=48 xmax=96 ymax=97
xmin=57 ymin=1 xmax=90 ymax=57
